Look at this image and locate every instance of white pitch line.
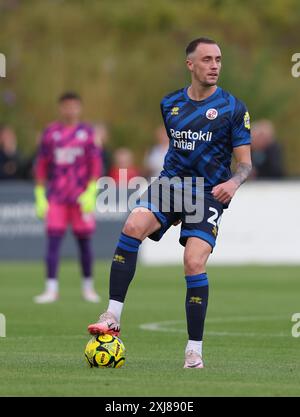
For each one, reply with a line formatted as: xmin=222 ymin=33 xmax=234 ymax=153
xmin=139 ymin=316 xmax=289 ymax=338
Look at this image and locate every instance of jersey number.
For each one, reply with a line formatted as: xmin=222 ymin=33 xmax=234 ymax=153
xmin=207 ymin=207 xmax=222 ymax=227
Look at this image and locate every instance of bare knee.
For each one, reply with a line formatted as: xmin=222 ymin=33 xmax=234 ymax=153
xmin=122 ymin=213 xmax=153 ymax=240
xmin=184 ymin=253 xmax=208 ymax=276
xmin=122 ymin=220 xmax=144 ymax=240
xmin=122 ymin=209 xmax=160 ymax=241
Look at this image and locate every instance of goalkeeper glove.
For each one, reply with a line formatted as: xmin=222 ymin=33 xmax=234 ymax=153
xmin=34 ymin=185 xmax=48 ymax=219
xmin=78 ymin=180 xmax=97 ymax=213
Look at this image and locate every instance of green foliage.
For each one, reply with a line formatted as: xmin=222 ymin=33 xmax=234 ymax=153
xmin=0 ymin=0 xmax=299 ymax=173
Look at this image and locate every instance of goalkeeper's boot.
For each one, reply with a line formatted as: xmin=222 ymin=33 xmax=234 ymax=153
xmin=34 ymin=290 xmax=58 ymax=304
xmin=88 ymin=311 xmax=120 ymax=337
xmin=82 ymin=288 xmax=101 ymax=303
xmin=183 ymin=350 xmax=204 ymax=369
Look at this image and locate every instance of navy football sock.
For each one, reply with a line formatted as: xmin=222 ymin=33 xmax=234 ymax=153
xmin=185 ymin=273 xmax=209 ymax=342
xmin=109 ymin=233 xmax=141 ymax=303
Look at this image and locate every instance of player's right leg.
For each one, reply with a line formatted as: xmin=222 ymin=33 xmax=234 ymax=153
xmin=88 ymin=208 xmax=161 ymax=336
xmin=34 ymin=202 xmax=67 ymax=304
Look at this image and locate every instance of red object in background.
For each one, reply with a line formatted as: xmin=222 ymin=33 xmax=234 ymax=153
xmin=108 ymin=167 xmax=140 ymax=185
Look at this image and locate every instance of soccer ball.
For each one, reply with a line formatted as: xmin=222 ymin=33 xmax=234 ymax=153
xmin=85 ymin=334 xmax=125 ymax=368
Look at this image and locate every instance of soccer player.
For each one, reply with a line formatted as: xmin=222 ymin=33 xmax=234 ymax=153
xmin=34 ymin=92 xmax=102 ymax=304
xmin=87 ymin=38 xmax=252 ymax=368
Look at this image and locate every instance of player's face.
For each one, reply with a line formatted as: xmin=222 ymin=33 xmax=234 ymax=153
xmin=186 ymin=43 xmax=222 ymax=87
xmin=59 ymin=99 xmax=82 ymax=124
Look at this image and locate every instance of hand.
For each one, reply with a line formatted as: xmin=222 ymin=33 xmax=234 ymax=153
xmin=211 ymin=179 xmax=238 ymax=204
xmin=34 ymin=185 xmax=48 ymax=219
xmin=78 ymin=180 xmax=97 ymax=213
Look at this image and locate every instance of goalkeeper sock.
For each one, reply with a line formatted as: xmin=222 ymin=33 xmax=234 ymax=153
xmin=109 ymin=232 xmax=141 ymax=304
xmin=46 ymin=235 xmax=63 ymax=280
xmin=185 ymin=273 xmax=209 ymax=342
xmin=77 ymin=237 xmax=93 ymax=279
xmin=46 ymin=278 xmax=58 ymax=293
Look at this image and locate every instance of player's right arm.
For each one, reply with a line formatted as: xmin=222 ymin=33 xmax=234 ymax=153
xmin=34 ymin=129 xmax=52 ymax=219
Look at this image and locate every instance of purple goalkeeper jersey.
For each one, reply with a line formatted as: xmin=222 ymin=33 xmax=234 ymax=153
xmin=35 ymin=121 xmax=101 ymax=204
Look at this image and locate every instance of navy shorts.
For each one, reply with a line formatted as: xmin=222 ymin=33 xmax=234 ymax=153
xmin=135 ymin=179 xmax=223 ymax=250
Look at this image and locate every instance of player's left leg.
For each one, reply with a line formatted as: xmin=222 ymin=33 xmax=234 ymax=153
xmin=71 ymin=205 xmax=100 ymax=303
xmin=183 ymin=237 xmax=211 ymax=368
xmin=180 ymin=194 xmax=223 ymax=368
xmin=76 ymin=235 xmax=100 ymax=303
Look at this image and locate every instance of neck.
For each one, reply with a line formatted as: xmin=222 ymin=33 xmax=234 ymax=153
xmin=188 ymin=81 xmax=217 ymax=101
xmin=61 ymin=118 xmax=79 ymax=126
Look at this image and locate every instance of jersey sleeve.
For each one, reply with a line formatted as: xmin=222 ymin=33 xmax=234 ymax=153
xmin=160 ymin=99 xmax=170 ymax=139
xmin=231 ymin=99 xmax=251 ymax=148
xmin=86 ymin=127 xmax=102 ymax=179
xmin=34 ymin=128 xmax=52 ymax=182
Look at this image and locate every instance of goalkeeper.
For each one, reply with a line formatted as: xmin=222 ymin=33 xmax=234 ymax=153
xmin=34 ymin=92 xmax=102 ymax=303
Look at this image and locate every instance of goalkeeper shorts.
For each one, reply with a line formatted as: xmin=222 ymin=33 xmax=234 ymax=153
xmin=46 ymin=202 xmax=96 ymax=237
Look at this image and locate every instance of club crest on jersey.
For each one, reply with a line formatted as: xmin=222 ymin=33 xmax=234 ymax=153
xmin=206 ymin=108 xmax=218 ymax=120
xmin=171 ymin=106 xmax=180 ymax=116
xmin=244 ymin=111 xmax=250 ymax=129
xmin=76 ymin=129 xmax=88 ymax=141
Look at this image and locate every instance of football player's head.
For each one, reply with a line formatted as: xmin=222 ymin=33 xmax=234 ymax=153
xmin=58 ymin=91 xmax=82 ymax=124
xmin=186 ymin=37 xmax=222 ymax=87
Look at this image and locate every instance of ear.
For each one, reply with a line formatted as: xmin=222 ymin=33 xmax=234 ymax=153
xmin=186 ymin=58 xmax=193 ymax=72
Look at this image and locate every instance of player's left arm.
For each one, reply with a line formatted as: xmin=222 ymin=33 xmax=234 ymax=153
xmin=78 ymin=128 xmax=102 ymax=213
xmin=212 ymin=100 xmax=252 ymax=204
xmin=212 ymin=145 xmax=252 ymax=204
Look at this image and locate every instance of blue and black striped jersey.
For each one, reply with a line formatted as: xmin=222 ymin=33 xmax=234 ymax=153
xmin=160 ymin=86 xmax=251 ymax=191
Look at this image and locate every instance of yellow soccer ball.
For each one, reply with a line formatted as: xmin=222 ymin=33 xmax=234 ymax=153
xmin=85 ymin=334 xmax=125 ymax=368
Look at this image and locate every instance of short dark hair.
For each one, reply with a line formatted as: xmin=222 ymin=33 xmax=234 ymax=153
xmin=58 ymin=91 xmax=82 ymax=103
xmin=185 ymin=37 xmax=218 ymax=56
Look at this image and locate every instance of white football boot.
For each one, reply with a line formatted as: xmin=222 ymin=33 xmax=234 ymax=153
xmin=88 ymin=311 xmax=120 ymax=337
xmin=82 ymin=289 xmax=101 ymax=303
xmin=34 ymin=290 xmax=58 ymax=304
xmin=183 ymin=350 xmax=204 ymax=369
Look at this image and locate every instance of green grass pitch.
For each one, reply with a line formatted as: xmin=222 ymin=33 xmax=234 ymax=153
xmin=0 ymin=261 xmax=299 ymax=397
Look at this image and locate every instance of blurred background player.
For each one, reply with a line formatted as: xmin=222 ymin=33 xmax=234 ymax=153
xmin=108 ymin=147 xmax=140 ymax=186
xmin=143 ymin=125 xmax=169 ymax=180
xmin=93 ymin=122 xmax=112 ymax=176
xmin=34 ymin=92 xmax=102 ymax=304
xmin=0 ymin=124 xmax=24 ymax=180
xmin=250 ymin=119 xmax=285 ymax=179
